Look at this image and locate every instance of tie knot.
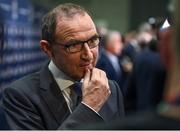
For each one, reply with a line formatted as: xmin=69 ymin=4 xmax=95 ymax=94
xmin=72 ymin=82 xmax=82 ymax=96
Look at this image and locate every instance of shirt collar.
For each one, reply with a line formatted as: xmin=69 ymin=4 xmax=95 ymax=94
xmin=48 ymin=61 xmax=75 ymax=91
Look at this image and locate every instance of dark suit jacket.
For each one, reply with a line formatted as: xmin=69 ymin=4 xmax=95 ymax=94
xmin=122 ymin=43 xmax=138 ymax=63
xmin=124 ymin=49 xmax=166 ymax=114
xmin=96 ymin=51 xmax=124 ymax=88
xmin=0 ymin=105 xmax=9 ymax=129
xmin=2 ymin=64 xmax=124 ymax=129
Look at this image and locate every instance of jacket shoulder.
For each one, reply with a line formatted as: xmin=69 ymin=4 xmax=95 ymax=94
xmin=3 ymin=71 xmax=40 ymax=95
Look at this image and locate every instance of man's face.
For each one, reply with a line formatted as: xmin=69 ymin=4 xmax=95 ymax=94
xmin=111 ymin=34 xmax=123 ymax=55
xmin=107 ymin=33 xmax=123 ymax=55
xmin=51 ymin=13 xmax=99 ymax=81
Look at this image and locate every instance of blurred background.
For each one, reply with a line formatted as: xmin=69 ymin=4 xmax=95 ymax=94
xmin=31 ymin=0 xmax=171 ymax=33
xmin=0 ymin=0 xmax=174 ymax=109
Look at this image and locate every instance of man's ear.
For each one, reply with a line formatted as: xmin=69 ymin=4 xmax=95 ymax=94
xmin=40 ymin=40 xmax=53 ymax=58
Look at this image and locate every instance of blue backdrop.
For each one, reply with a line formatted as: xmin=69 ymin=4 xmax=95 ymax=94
xmin=0 ymin=0 xmax=48 ymax=97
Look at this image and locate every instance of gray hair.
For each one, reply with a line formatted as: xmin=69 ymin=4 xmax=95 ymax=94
xmin=104 ymin=30 xmax=121 ymax=47
xmin=41 ymin=3 xmax=88 ymax=43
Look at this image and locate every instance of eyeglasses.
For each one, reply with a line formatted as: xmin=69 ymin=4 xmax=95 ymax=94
xmin=53 ymin=36 xmax=101 ymax=53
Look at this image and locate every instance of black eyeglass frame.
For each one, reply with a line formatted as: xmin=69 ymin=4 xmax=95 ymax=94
xmin=50 ymin=35 xmax=101 ymax=53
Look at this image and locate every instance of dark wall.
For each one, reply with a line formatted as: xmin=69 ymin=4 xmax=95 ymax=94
xmin=130 ymin=0 xmax=169 ymax=30
xmin=31 ymin=0 xmax=170 ymax=33
xmin=31 ymin=0 xmax=130 ymax=33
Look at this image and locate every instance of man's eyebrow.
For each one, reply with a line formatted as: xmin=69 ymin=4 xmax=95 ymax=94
xmin=88 ymin=34 xmax=99 ymax=40
xmin=66 ymin=34 xmax=99 ymax=45
xmin=66 ymin=39 xmax=82 ymax=45
xmin=83 ymin=34 xmax=100 ymax=42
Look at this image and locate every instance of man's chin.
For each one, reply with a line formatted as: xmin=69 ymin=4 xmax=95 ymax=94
xmin=71 ymin=72 xmax=85 ymax=81
xmin=72 ymin=67 xmax=93 ymax=81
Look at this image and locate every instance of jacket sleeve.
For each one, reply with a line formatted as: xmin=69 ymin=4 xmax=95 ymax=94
xmin=60 ymin=80 xmax=125 ymax=130
xmin=59 ymin=81 xmax=125 ymax=129
xmin=59 ymin=103 xmax=104 ymax=129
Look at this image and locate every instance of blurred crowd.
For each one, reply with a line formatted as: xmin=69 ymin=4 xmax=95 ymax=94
xmin=96 ymin=17 xmax=171 ymax=115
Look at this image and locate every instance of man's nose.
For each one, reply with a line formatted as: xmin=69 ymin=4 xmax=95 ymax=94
xmin=80 ymin=43 xmax=93 ymax=60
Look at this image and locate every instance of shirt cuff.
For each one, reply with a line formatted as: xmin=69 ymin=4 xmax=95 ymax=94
xmin=81 ymin=102 xmax=101 ymax=116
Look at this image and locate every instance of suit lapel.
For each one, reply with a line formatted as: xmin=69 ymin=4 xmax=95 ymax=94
xmin=39 ymin=65 xmax=70 ymax=125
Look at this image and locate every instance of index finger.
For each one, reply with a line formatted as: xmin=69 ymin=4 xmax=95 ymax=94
xmin=83 ymin=69 xmax=90 ymax=87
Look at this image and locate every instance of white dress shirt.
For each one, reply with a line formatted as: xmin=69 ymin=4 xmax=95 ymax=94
xmin=48 ymin=61 xmax=75 ymax=113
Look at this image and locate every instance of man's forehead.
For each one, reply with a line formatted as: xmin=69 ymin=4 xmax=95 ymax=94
xmin=57 ymin=12 xmax=89 ymax=21
xmin=55 ymin=14 xmax=96 ymax=40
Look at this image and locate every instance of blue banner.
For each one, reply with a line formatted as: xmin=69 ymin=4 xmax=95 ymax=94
xmin=0 ymin=0 xmax=48 ymax=96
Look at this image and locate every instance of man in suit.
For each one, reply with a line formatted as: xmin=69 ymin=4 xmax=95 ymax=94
xmin=124 ymin=40 xmax=166 ymax=114
xmin=96 ymin=31 xmax=125 ymax=88
xmin=2 ymin=3 xmax=124 ymax=129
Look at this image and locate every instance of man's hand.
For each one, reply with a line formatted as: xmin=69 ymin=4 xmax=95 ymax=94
xmin=82 ymin=68 xmax=111 ymax=112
